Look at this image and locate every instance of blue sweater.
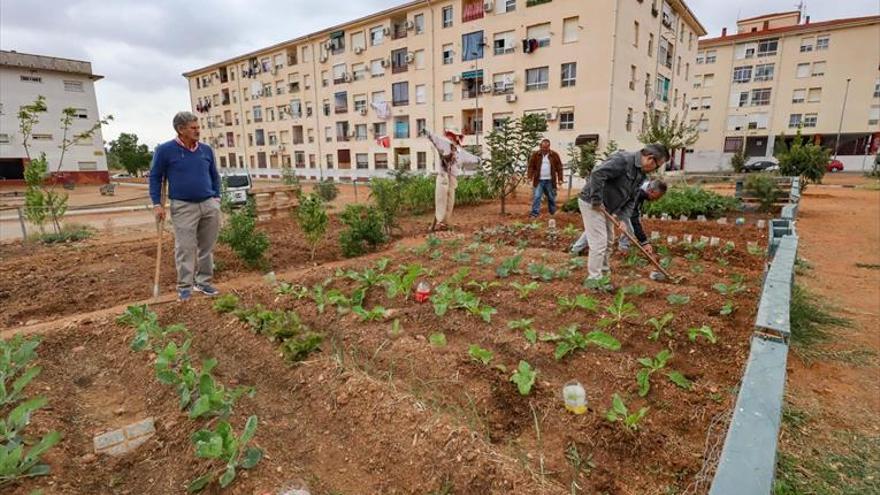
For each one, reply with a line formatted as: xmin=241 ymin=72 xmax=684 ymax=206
xmin=149 ymin=140 xmax=220 ymax=205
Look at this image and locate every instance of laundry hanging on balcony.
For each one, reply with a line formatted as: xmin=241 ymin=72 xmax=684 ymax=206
xmin=370 ymin=100 xmax=391 ymax=120
xmin=375 ymin=135 xmax=390 ymax=148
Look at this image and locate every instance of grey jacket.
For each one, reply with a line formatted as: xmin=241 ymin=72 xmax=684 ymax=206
xmin=579 ymin=151 xmax=646 ymax=218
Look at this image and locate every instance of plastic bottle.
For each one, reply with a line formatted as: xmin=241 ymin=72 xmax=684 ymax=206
xmin=562 ymin=381 xmax=587 ymax=414
xmin=414 ymin=280 xmax=431 ymax=303
xmin=548 ymin=218 xmax=556 ymax=230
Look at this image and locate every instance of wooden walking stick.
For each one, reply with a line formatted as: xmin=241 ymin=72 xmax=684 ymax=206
xmin=152 ymin=181 xmax=166 ymax=300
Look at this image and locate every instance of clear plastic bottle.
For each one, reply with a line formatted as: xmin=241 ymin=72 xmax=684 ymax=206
xmin=562 ymin=381 xmax=587 ymax=414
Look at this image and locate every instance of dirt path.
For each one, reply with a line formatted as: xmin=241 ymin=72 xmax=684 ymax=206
xmin=775 ymin=174 xmax=880 ymax=493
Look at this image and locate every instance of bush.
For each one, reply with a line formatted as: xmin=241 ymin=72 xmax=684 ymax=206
xmin=338 ymin=204 xmax=386 ymax=257
xmin=730 ymin=149 xmax=747 ymax=174
xmin=561 ymin=196 xmax=579 ymax=213
xmin=314 ymin=179 xmax=339 ymax=202
xmin=294 ymin=193 xmax=328 ymax=260
xmin=35 ymin=223 xmax=93 ymax=244
xmin=399 ymin=173 xmax=435 ymax=214
xmin=456 ymin=174 xmax=494 ymax=206
xmin=369 ymin=177 xmax=404 ymax=236
xmin=219 ymin=197 xmax=269 ymax=268
xmin=744 ymin=173 xmax=781 ymax=213
xmin=775 ymin=129 xmax=830 ymax=190
xmin=642 ymin=186 xmax=739 ymax=219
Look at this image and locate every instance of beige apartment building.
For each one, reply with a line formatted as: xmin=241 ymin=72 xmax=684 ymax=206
xmin=688 ymin=11 xmax=880 ymax=172
xmin=183 ymin=0 xmax=704 ymax=180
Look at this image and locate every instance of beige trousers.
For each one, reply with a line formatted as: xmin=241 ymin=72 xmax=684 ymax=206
xmin=434 ymin=173 xmax=457 ymax=224
xmin=578 ymin=199 xmax=615 ymax=280
xmin=170 ymin=198 xmax=221 ymax=289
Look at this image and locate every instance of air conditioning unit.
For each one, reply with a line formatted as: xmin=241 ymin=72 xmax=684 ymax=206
xmin=354 ymin=46 xmax=364 ymax=54
xmin=380 ymin=58 xmax=391 ymax=68
xmin=506 ymin=93 xmax=518 ymax=103
xmin=546 ymin=111 xmax=558 ymax=121
xmin=405 ymin=52 xmax=415 ymax=63
xmin=405 ymin=20 xmax=415 ymax=30
xmin=484 ymin=0 xmax=494 ymax=12
xmin=343 ymin=72 xmax=353 ymax=82
xmin=359 ymin=108 xmax=368 ymax=116
xmin=382 ymin=26 xmax=392 ymax=36
xmin=323 ymin=40 xmax=333 ymax=51
xmin=480 ymin=84 xmax=493 ymax=93
xmin=452 ymin=75 xmax=462 ymax=84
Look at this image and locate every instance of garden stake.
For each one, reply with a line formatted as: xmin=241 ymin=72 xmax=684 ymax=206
xmin=600 ymin=207 xmax=682 ymax=284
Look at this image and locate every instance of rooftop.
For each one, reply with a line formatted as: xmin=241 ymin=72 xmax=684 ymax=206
xmin=700 ymin=14 xmax=880 ymax=46
xmin=0 ymin=50 xmax=103 ymax=80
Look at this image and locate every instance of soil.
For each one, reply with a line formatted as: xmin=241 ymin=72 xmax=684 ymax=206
xmin=4 ymin=196 xmax=768 ymax=494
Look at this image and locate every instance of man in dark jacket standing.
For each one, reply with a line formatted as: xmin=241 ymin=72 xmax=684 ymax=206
xmin=578 ymin=144 xmax=668 ymax=284
xmin=526 ymin=139 xmax=564 ymax=217
xmin=150 ymin=111 xmax=222 ymax=301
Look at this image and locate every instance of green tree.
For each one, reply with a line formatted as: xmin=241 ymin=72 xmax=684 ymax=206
xmin=108 ymin=133 xmax=152 ymax=176
xmin=482 ymin=113 xmax=547 ymax=213
xmin=294 ymin=193 xmax=329 ymax=261
xmin=219 ymin=197 xmax=269 ymax=268
xmin=567 ymin=142 xmax=597 ymax=179
xmin=730 ymin=148 xmax=747 ymax=174
xmin=775 ymin=128 xmax=830 ymax=190
xmin=638 ymin=112 xmax=699 ymax=169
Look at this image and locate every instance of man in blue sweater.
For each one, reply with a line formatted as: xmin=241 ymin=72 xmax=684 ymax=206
xmin=150 ymin=111 xmax=222 ymax=301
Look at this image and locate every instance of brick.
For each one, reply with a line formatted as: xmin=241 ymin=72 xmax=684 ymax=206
xmin=93 ymin=429 xmax=125 ymax=451
xmin=104 ymin=443 xmax=130 ymax=456
xmin=124 ymin=418 xmax=155 ymax=439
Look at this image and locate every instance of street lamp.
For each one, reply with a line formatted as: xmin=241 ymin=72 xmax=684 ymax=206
xmin=833 ymin=78 xmax=851 ymax=160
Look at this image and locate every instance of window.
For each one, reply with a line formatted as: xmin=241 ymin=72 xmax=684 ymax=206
xmin=796 ymin=63 xmax=810 ymax=78
xmin=807 ymin=87 xmax=822 ymax=103
xmin=375 ymin=153 xmax=388 ymax=169
xmin=329 ymin=31 xmax=345 ymax=54
xmin=442 ymin=44 xmax=454 ymax=64
xmin=32 ymin=133 xmax=53 ymax=141
xmin=417 ymin=151 xmax=427 ymax=170
xmin=253 ymin=105 xmax=263 ymax=122
xmin=633 ymin=21 xmax=639 ymax=47
xmin=696 ymin=51 xmax=704 ymax=64
xmin=500 ymin=0 xmax=516 ymax=13
xmin=559 ymin=110 xmax=574 ymax=130
xmin=869 ymin=105 xmax=880 ymax=125
xmin=754 ymin=63 xmax=774 ymax=82
xmin=693 ymin=118 xmax=709 ymax=132
xmin=333 ymin=63 xmax=347 ymax=84
xmin=414 ymin=50 xmax=426 ymax=69
xmin=462 ymin=31 xmax=484 ymax=61
xmin=371 ymin=59 xmax=384 ymax=77
xmin=756 ymin=39 xmax=778 ymax=57
xmin=442 ymin=6 xmax=453 ymax=28
xmin=816 ymin=35 xmax=830 ymax=50
xmin=72 ymin=108 xmax=88 ymax=119
xmin=561 ymin=62 xmax=576 ymax=87
xmin=527 ymin=23 xmax=551 ymax=48
xmin=415 ymin=84 xmax=427 ymax=104
xmin=63 ymin=80 xmax=84 ymax=92
xmin=705 ymin=50 xmax=717 ymax=63
xmin=351 ymin=63 xmax=366 ymax=81
xmin=334 ymin=92 xmax=348 ymax=113
xmin=302 ymin=46 xmax=311 ymax=63
xmin=724 ymin=137 xmax=744 ymax=153
xmin=443 ymin=81 xmax=454 ymax=101
xmin=789 ymin=113 xmax=802 ymax=128
xmin=563 ymin=17 xmax=579 ymax=43
xmin=392 ymin=82 xmax=409 ymax=106
xmin=356 ymin=153 xmax=369 ymax=169
xmin=414 ymin=14 xmax=425 ymax=34
xmin=268 ymin=132 xmax=278 ymax=146
xmin=20 ymin=75 xmax=42 ymax=83
xmin=700 ymin=96 xmax=711 ymax=109
xmin=394 ymin=117 xmax=409 ymax=138
xmin=750 ymin=88 xmax=771 ymax=106
xmin=255 ymin=129 xmax=266 ymax=146
xmin=690 ymin=97 xmax=699 ymax=110
xmin=792 ymin=89 xmax=806 ymax=103
xmin=525 ymin=67 xmax=549 ymax=91
xmin=494 ymin=31 xmax=516 ymax=55
xmin=655 ymin=75 xmax=670 ymax=102
xmin=355 ymin=124 xmax=367 ymax=140
xmin=812 ymin=61 xmax=826 ymax=76
xmin=648 ymin=34 xmax=654 ymax=57
xmin=443 ymin=115 xmax=454 ymax=130
xmin=462 ymin=0 xmax=484 ymax=22
xmin=324 ymin=126 xmax=333 ymax=142
xmin=800 ymin=37 xmax=814 ymax=52
xmin=353 ymin=95 xmax=367 ymax=112
xmin=625 ymin=107 xmax=633 ymax=131
xmin=373 ymin=122 xmax=387 ymax=137
xmin=732 ymin=66 xmax=752 ymax=84
xmin=351 ymin=31 xmax=366 ymax=51
xmin=658 ymin=37 xmax=673 ymax=69
xmin=492 ymin=112 xmax=512 ymax=129
xmin=747 ymin=112 xmax=768 ymax=129
xmin=803 ymin=113 xmax=818 ymax=128
xmin=702 ymin=73 xmax=714 ymax=88
xmin=737 ymin=91 xmax=749 ymax=107
xmin=370 ymin=26 xmax=384 ymax=46
xmin=0 ymin=133 xmax=9 ymax=144
xmin=874 ymin=79 xmax=880 ymax=98
xmin=629 ymin=65 xmax=637 ymax=90
xmin=326 ymin=154 xmax=335 ymax=168
xmin=685 ymin=62 xmax=690 ymax=81
xmin=391 ymin=48 xmax=408 ymax=73
xmin=78 ymin=161 xmax=97 ymax=171
xmin=292 ymin=126 xmax=304 ymax=144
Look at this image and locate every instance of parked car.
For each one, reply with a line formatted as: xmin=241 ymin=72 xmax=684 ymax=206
xmin=110 ymin=172 xmax=133 ymax=179
xmin=743 ymin=160 xmax=779 ymax=173
xmin=826 ymin=159 xmax=844 ymax=172
xmin=220 ymin=171 xmax=252 ymax=206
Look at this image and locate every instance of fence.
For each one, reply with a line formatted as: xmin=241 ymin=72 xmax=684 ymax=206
xmin=709 ymin=177 xmax=801 ymax=495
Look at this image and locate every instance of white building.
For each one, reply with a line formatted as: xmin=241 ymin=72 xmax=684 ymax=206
xmin=0 ymin=50 xmax=109 ymax=184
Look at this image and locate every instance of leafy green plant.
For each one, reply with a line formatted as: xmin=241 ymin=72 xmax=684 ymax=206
xmin=775 ymin=128 xmax=831 ymax=190
xmin=720 ymin=301 xmax=735 ymax=316
xmin=219 ymin=197 xmax=269 ymax=269
xmin=642 ymin=186 xmax=739 ymax=219
xmin=566 ymin=256 xmax=586 ymax=270
xmin=666 ymin=371 xmax=693 ymax=390
xmin=744 ymin=173 xmax=782 ymax=213
xmin=688 ymin=325 xmax=718 ymax=344
xmin=510 ymin=281 xmax=539 ymax=300
xmin=280 ymin=333 xmax=324 ymax=362
xmin=526 ymin=262 xmax=557 ymax=281
xmin=495 ymin=254 xmax=523 ymax=278
xmin=605 ymin=393 xmax=649 ymax=432
xmin=338 ymin=204 xmax=387 ymax=257
xmin=507 ymin=318 xmax=537 ymax=344
xmin=430 ymin=284 xmax=496 ymax=322
xmin=541 ymin=325 xmax=621 ymax=360
xmin=748 ymin=243 xmax=764 ymax=256
xmin=451 ymin=251 xmax=471 ymax=263
xmin=476 ymin=254 xmax=495 ymax=266
xmin=188 ymin=415 xmax=263 ymax=492
xmin=0 ymin=336 xmax=41 ymax=407
xmin=294 ymin=193 xmax=329 ymax=260
xmin=716 ymin=257 xmax=730 ymax=268
xmin=0 ymin=429 xmax=61 ymax=486
xmin=467 ymin=345 xmax=494 ymax=365
xmin=623 ymin=252 xmax=648 ymax=268
xmin=275 ymin=282 xmax=308 ymax=299
xmin=482 ymin=114 xmax=547 ymax=213
xmin=666 ymin=294 xmax=690 ymax=306
xmin=557 ymin=294 xmax=599 ymax=313
xmin=713 ymin=277 xmax=746 ymax=296
xmin=622 ymin=284 xmax=647 ymax=296
xmin=212 ymin=294 xmax=240 ymax=313
xmin=583 ymin=275 xmax=613 ymax=292
xmin=352 ymin=305 xmax=388 ymax=322
xmin=1 ymin=397 xmax=47 ymax=443
xmin=646 ymin=313 xmax=675 ymax=341
xmin=467 ymin=280 xmax=500 ymax=293
xmin=429 ymin=333 xmax=447 ymax=347
xmin=599 ymin=290 xmax=639 ymax=328
xmin=636 ymin=350 xmax=671 ymax=397
xmin=314 ymin=178 xmax=339 ymax=201
xmin=382 ymin=264 xmax=427 ymax=300
xmin=510 ymin=361 xmax=537 ymax=396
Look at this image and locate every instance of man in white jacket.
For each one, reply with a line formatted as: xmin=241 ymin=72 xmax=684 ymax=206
xmin=426 ymin=129 xmax=480 ymax=231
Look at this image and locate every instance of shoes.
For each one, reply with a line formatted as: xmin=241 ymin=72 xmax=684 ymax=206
xmin=193 ymin=284 xmax=220 ymax=296
xmin=178 ymin=288 xmax=192 ymax=302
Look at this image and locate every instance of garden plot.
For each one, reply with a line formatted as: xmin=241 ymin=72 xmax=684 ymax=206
xmin=6 ymin=218 xmax=766 ymax=495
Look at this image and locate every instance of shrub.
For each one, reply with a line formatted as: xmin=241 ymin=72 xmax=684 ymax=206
xmin=730 ymin=149 xmax=747 ymax=174
xmin=294 ymin=193 xmax=329 ymax=260
xmin=399 ymin=173 xmax=435 ymax=214
xmin=744 ymin=173 xmax=781 ymax=213
xmin=314 ymin=178 xmax=339 ymax=202
xmin=34 ymin=223 xmax=93 ymax=244
xmin=456 ymin=174 xmax=494 ymax=206
xmin=369 ymin=177 xmax=404 ymax=236
xmin=561 ymin=196 xmax=579 ymax=213
xmin=338 ymin=204 xmax=386 ymax=257
xmin=642 ymin=186 xmax=739 ymax=219
xmin=219 ymin=197 xmax=269 ymax=269
xmin=775 ymin=129 xmax=830 ymax=190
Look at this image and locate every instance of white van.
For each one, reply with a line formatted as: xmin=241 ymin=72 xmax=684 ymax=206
xmin=220 ymin=170 xmax=252 ymax=206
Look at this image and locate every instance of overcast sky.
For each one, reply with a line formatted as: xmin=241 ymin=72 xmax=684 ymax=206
xmin=2 ymin=0 xmax=877 ymax=148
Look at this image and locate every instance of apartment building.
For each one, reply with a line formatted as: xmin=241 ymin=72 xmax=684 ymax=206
xmin=688 ymin=11 xmax=880 ymax=172
xmin=183 ymin=0 xmax=705 ymax=179
xmin=0 ymin=50 xmax=109 ymax=184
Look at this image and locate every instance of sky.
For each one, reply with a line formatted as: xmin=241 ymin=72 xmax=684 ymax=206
xmin=1 ymin=0 xmax=877 ymax=149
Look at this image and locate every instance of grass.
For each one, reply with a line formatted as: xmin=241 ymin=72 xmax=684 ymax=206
xmin=774 ymin=431 xmax=880 ymax=495
xmin=30 ymin=223 xmax=94 ymax=244
xmin=855 ymin=262 xmax=880 ymax=270
xmin=789 ymin=284 xmax=851 ymax=349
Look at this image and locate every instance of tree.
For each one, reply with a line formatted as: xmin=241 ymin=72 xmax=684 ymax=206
xmin=638 ymin=112 xmax=700 ymax=170
xmin=482 ymin=113 xmax=547 ymax=213
xmin=108 ymin=133 xmax=152 ymax=176
xmin=295 ymin=193 xmax=329 ymax=261
xmin=730 ymin=148 xmax=747 ymax=174
xmin=774 ymin=128 xmax=830 ymax=190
